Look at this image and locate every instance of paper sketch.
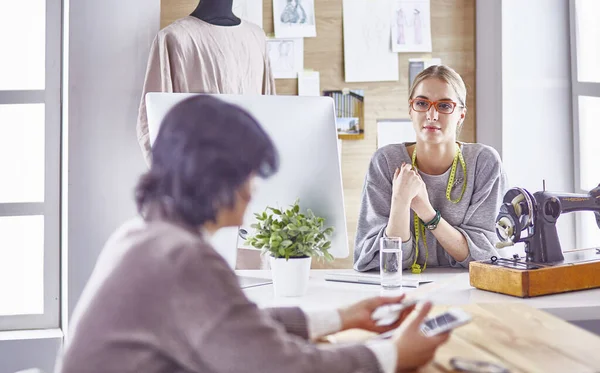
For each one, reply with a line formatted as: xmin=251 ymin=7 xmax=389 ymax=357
xmin=391 ymin=0 xmax=432 ymax=53
xmin=267 ymin=38 xmax=304 ymax=79
xmin=233 ymin=0 xmax=263 ymax=28
xmin=343 ymin=0 xmax=399 ymax=82
xmin=273 ymin=0 xmax=317 ymax=38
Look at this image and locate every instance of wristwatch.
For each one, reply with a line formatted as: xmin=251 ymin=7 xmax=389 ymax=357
xmin=422 ymin=209 xmax=441 ymax=231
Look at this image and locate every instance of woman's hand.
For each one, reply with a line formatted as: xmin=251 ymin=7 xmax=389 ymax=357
xmin=337 ymin=295 xmax=416 ymax=333
xmin=410 ymin=173 xmax=436 ymax=222
xmin=392 ymin=302 xmax=451 ymax=372
xmin=387 ymin=163 xmax=425 ymax=240
xmin=391 ymin=163 xmax=422 ymax=206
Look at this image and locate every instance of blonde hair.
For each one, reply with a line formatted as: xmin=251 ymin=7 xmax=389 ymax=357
xmin=409 ymin=65 xmax=467 ymax=108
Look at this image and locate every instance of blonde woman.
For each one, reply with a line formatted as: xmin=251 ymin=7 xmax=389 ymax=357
xmin=354 ymin=65 xmax=509 ymax=273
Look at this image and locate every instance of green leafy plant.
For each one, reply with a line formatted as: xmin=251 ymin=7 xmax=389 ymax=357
xmin=245 ymin=199 xmax=335 ymax=262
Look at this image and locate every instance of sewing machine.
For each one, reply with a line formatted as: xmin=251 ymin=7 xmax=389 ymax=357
xmin=469 ymin=184 xmax=600 ymax=297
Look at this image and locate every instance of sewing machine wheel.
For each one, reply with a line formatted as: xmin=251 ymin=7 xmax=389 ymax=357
xmin=496 ymin=215 xmax=516 ymax=242
xmin=504 ymin=188 xmax=534 ymax=228
xmin=495 ymin=188 xmax=535 ymax=246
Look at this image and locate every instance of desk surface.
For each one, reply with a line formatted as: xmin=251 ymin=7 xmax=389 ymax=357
xmin=238 ymin=268 xmax=600 ymax=322
xmin=328 ymin=303 xmax=600 ymax=373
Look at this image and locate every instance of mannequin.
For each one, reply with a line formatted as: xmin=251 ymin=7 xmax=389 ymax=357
xmin=137 ymin=0 xmax=276 ymax=167
xmin=190 ymin=0 xmax=241 ymax=26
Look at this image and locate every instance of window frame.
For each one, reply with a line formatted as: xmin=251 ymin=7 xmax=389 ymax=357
xmin=569 ymin=0 xmax=600 ymax=249
xmin=0 ymin=0 xmax=62 ymax=331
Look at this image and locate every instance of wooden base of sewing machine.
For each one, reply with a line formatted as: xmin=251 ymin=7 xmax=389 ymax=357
xmin=469 ymin=248 xmax=600 ymax=297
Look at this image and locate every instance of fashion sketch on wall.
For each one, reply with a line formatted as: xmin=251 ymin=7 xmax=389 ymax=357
xmin=391 ymin=0 xmax=432 ymax=53
xmin=267 ymin=37 xmax=304 ymax=79
xmin=342 ymin=0 xmax=399 ymax=82
xmin=233 ymin=0 xmax=263 ymax=28
xmin=273 ymin=0 xmax=317 ymax=38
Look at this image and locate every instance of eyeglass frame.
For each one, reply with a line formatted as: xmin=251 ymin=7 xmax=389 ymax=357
xmin=409 ymin=98 xmax=464 ymax=114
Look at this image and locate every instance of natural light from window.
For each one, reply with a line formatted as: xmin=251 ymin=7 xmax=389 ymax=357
xmin=0 ymin=1 xmax=46 ymax=90
xmin=575 ymin=0 xmax=600 ymax=83
xmin=0 ymin=216 xmax=44 ymax=316
xmin=577 ymin=96 xmax=600 ymax=191
xmin=0 ymin=104 xmax=45 ymax=203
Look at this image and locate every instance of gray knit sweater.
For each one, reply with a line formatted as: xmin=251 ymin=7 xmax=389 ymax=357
xmin=354 ymin=142 xmax=509 ymax=272
xmin=56 ymin=217 xmax=383 ymax=373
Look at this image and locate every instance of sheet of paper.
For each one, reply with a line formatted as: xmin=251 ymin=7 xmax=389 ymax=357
xmin=273 ymin=0 xmax=317 ymax=38
xmin=377 ymin=119 xmax=415 ymax=148
xmin=391 ymin=0 xmax=432 ymax=53
xmin=298 ymin=71 xmax=320 ymax=96
xmin=267 ymin=37 xmax=304 ymax=79
xmin=343 ymin=0 xmax=399 ymax=82
xmin=233 ymin=0 xmax=264 ymax=28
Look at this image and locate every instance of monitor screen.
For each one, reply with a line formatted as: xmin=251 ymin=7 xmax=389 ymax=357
xmin=145 ymin=93 xmax=349 ymax=266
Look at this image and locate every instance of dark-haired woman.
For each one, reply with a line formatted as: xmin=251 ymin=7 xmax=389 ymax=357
xmin=56 ymin=95 xmax=449 ymax=373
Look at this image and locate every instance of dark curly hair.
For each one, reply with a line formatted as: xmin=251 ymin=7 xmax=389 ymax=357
xmin=135 ymin=95 xmax=279 ymax=227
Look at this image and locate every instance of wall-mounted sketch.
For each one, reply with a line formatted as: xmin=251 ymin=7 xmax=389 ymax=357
xmin=273 ymin=0 xmax=317 ymax=38
xmin=267 ymin=37 xmax=304 ymax=79
xmin=342 ymin=0 xmax=399 ymax=83
xmin=233 ymin=0 xmax=263 ymax=28
xmin=391 ymin=0 xmax=432 ymax=53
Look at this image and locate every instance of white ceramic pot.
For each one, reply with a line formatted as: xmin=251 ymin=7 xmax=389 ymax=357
xmin=269 ymin=256 xmax=312 ymax=297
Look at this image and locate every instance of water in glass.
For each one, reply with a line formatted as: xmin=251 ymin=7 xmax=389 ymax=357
xmin=380 ymin=237 xmax=402 ymax=289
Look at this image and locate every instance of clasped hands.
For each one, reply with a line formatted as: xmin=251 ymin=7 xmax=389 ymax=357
xmin=392 ymin=163 xmax=436 ymax=223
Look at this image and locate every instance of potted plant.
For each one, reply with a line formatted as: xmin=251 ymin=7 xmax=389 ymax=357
xmin=245 ymin=199 xmax=334 ymax=297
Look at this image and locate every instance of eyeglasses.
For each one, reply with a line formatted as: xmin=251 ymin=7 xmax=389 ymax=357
xmin=409 ymin=98 xmax=461 ymax=114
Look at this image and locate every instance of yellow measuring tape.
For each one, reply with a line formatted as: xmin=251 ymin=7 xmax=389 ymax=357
xmin=410 ymin=143 xmax=467 ymax=273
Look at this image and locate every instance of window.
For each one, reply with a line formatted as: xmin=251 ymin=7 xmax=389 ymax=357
xmin=570 ymin=0 xmax=600 ymax=249
xmin=0 ymin=0 xmax=61 ymax=330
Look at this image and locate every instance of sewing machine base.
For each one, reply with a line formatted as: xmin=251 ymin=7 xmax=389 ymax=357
xmin=469 ymin=248 xmax=600 ymax=298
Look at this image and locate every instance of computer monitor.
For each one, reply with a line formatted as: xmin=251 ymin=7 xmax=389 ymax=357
xmin=145 ymin=93 xmax=349 ymax=267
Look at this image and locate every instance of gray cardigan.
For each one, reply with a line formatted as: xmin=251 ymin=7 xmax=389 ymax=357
xmin=56 ymin=217 xmax=383 ymax=373
xmin=354 ymin=142 xmax=509 ymax=272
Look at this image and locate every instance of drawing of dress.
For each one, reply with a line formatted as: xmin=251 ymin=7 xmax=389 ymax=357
xmin=278 ymin=41 xmax=293 ymax=70
xmin=396 ymin=9 xmax=406 ymax=45
xmin=280 ymin=0 xmax=307 ymax=24
xmin=413 ymin=9 xmax=422 ymax=44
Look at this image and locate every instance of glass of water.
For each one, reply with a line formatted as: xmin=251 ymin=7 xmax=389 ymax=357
xmin=380 ymin=237 xmax=402 ymax=289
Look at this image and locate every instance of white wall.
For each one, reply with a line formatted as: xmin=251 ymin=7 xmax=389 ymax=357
xmin=67 ymin=0 xmax=158 ymax=319
xmin=0 ymin=1 xmax=159 ymax=371
xmin=501 ymin=0 xmax=575 ymax=251
xmin=475 ymin=0 xmax=503 ymax=156
xmin=477 ymin=0 xmax=575 ymax=252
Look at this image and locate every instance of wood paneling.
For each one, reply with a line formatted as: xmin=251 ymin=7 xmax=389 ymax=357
xmin=161 ymin=0 xmax=476 ymax=269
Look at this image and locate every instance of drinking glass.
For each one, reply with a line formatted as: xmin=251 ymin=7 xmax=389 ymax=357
xmin=380 ymin=237 xmax=402 ymax=289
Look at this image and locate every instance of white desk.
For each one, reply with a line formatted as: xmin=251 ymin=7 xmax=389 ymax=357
xmin=238 ymin=268 xmax=600 ymax=322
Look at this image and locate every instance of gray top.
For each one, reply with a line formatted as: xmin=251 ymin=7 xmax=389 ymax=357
xmin=354 ymin=142 xmax=509 ymax=272
xmin=55 ymin=216 xmax=383 ymax=373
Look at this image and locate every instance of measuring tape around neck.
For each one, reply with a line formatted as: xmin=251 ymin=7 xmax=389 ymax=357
xmin=409 ymin=143 xmax=467 ymax=273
